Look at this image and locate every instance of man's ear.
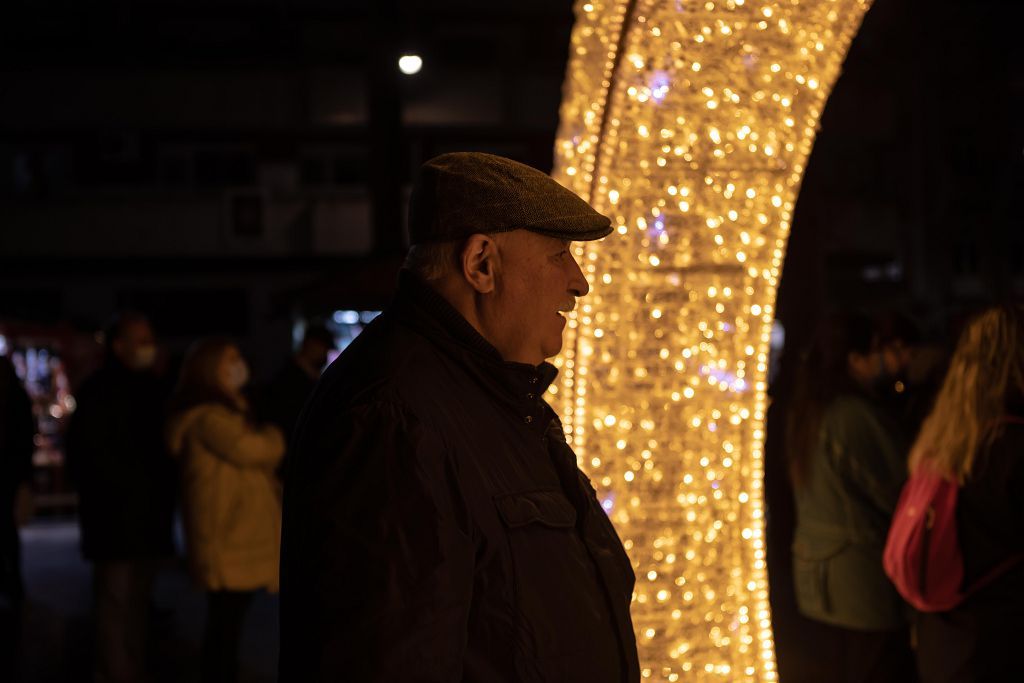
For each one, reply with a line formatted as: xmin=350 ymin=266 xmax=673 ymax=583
xmin=461 ymin=233 xmax=499 ymax=294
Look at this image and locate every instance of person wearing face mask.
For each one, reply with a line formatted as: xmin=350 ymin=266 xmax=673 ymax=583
xmin=65 ymin=311 xmax=177 ymax=683
xmin=257 ymin=324 xmax=335 ymax=478
xmin=786 ymin=313 xmax=917 ymax=683
xmin=165 ymin=338 xmax=284 ymax=683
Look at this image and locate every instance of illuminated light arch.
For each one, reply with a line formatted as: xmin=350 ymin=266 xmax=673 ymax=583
xmin=549 ymin=1 xmax=872 ymax=680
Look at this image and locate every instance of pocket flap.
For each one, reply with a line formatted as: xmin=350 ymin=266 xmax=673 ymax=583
xmin=495 ymin=490 xmax=577 ymax=529
xmin=792 ymin=532 xmax=849 ymax=562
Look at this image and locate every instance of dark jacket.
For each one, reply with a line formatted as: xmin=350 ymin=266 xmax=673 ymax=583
xmin=280 ymin=271 xmax=639 ymax=683
xmin=65 ymin=361 xmax=176 ymax=561
xmin=916 ymin=416 xmax=1024 ymax=682
xmin=258 ymin=359 xmax=318 ymax=480
xmin=260 ymin=359 xmax=318 ymax=443
xmin=0 ymin=359 xmax=35 ymax=600
xmin=791 ymin=392 xmax=910 ymax=630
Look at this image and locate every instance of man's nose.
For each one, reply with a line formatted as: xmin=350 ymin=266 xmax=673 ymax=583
xmin=569 ymin=254 xmax=590 ymax=297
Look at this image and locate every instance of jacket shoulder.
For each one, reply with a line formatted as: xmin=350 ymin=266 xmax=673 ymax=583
xmin=166 ymin=403 xmax=239 ymax=454
xmin=317 ymin=314 xmax=455 ymax=411
xmin=824 ymin=393 xmax=875 ymax=422
xmin=73 ymin=369 xmax=109 ymax=402
xmin=821 ymin=394 xmax=892 ymax=441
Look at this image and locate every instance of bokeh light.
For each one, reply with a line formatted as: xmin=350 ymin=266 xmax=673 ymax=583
xmin=551 ymin=0 xmax=872 ymax=680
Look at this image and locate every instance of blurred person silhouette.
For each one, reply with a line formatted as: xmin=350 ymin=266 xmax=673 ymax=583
xmin=765 ymin=339 xmax=848 ymax=682
xmin=872 ymin=312 xmax=945 ymax=436
xmin=258 ymin=323 xmax=334 ymax=471
xmin=165 ymin=338 xmax=284 ymax=683
xmin=787 ymin=312 xmax=916 ymax=682
xmin=0 ymin=355 xmax=35 ymax=675
xmin=65 ymin=312 xmax=176 ymax=683
xmin=873 ymin=312 xmax=916 ymax=394
xmin=907 ymin=304 xmax=1024 ymax=681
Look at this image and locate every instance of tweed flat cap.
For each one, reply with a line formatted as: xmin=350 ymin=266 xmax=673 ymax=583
xmin=408 ymin=152 xmax=612 ymax=245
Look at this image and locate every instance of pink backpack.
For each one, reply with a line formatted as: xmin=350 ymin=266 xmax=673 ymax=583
xmin=883 ymin=418 xmax=1024 ymax=612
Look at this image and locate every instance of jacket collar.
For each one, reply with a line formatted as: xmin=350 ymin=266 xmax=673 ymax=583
xmin=395 ymin=269 xmax=503 ymax=361
xmin=393 ymin=269 xmax=559 ymax=427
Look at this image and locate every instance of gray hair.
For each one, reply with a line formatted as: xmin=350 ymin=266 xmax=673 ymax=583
xmin=402 ymin=241 xmax=462 ymax=283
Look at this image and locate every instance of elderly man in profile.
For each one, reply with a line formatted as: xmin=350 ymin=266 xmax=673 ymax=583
xmin=280 ymin=152 xmax=639 ymax=682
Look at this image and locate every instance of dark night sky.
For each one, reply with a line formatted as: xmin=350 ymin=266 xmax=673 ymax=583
xmin=0 ymin=0 xmax=1021 ymax=357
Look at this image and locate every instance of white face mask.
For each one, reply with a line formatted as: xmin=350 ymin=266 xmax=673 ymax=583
xmin=129 ymin=345 xmax=157 ymax=370
xmin=226 ymin=361 xmax=250 ymax=390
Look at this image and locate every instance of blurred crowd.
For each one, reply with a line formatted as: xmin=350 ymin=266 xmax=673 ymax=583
xmin=0 ymin=312 xmax=333 ymax=683
xmin=767 ymin=304 xmax=1024 ymax=682
xmin=1 ymin=301 xmax=1023 ymax=683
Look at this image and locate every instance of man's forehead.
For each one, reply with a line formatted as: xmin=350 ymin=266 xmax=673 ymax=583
xmin=498 ymin=229 xmax=567 ymax=246
xmin=528 ymin=231 xmax=572 ymax=248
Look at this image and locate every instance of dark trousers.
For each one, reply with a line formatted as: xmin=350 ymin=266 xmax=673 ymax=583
xmin=93 ymin=559 xmax=158 ymax=683
xmin=0 ymin=517 xmax=24 ymax=604
xmin=0 ymin=513 xmax=25 ymax=681
xmin=828 ymin=624 xmax=918 ymax=683
xmin=201 ymin=589 xmax=255 ymax=683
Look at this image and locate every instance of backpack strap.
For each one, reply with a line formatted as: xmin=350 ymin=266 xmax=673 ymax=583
xmin=965 ymin=553 xmax=1024 ymax=598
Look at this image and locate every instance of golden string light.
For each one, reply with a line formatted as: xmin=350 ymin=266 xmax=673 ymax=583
xmin=550 ymin=1 xmax=872 ymax=680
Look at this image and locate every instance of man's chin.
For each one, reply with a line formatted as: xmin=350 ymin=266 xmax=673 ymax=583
xmin=542 ymin=339 xmax=564 ymax=362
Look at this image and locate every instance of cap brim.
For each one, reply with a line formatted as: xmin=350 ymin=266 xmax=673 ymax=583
xmin=522 ymin=215 xmax=613 ymax=242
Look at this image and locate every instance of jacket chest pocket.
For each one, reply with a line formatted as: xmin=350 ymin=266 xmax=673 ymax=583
xmin=792 ymin=534 xmax=849 ymax=617
xmin=496 ymin=489 xmax=578 ymax=530
xmin=494 ymin=490 xmax=613 ymax=658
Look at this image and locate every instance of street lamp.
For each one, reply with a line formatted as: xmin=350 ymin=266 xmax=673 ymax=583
xmin=398 ymin=54 xmax=423 ymax=75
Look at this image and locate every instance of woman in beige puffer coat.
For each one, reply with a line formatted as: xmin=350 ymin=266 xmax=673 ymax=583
xmin=166 ymin=337 xmax=284 ymax=683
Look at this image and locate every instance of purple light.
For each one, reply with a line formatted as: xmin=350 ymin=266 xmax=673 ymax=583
xmin=645 ymin=213 xmax=670 ymax=246
xmin=649 ymin=71 xmax=671 ymax=102
xmin=601 ymin=496 xmax=615 ymax=514
xmin=699 ymin=364 xmax=750 ymax=394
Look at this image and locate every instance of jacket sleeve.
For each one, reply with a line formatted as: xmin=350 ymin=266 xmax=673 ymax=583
xmin=280 ymin=398 xmax=475 ymax=683
xmin=196 ymin=406 xmax=285 ymax=469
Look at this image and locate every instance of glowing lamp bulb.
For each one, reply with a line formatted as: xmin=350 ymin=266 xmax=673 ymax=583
xmin=398 ymin=54 xmax=423 ymax=75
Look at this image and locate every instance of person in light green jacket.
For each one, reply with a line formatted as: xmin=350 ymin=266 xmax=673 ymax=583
xmin=787 ymin=313 xmax=917 ymax=683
